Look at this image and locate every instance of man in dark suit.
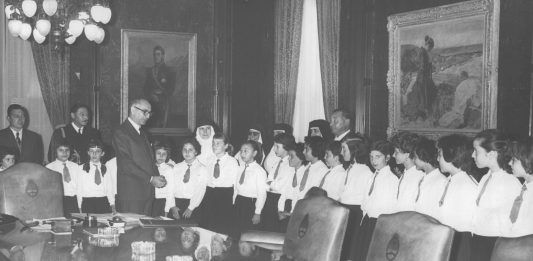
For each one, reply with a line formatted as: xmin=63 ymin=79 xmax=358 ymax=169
xmin=47 ymin=104 xmax=102 ymax=164
xmin=0 ymin=104 xmax=43 ymax=164
xmin=330 ymin=108 xmax=355 ymax=142
xmin=112 ymin=99 xmax=166 ymax=216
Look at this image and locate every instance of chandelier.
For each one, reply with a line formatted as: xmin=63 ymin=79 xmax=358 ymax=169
xmin=4 ymin=0 xmax=112 ymax=48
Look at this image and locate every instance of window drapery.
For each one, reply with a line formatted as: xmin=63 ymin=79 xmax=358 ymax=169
xmin=274 ymin=0 xmax=304 ymax=124
xmin=316 ymin=0 xmax=340 ymax=120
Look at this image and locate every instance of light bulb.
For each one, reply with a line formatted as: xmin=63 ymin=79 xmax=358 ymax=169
xmin=5 ymin=5 xmax=15 ymax=18
xmin=36 ymin=19 xmax=51 ymax=36
xmin=33 ymin=29 xmax=46 ymax=44
xmin=90 ymin=5 xmax=104 ymax=23
xmin=94 ymin=27 xmax=105 ymax=44
xmin=42 ymin=0 xmax=58 ymax=16
xmin=68 ymin=20 xmax=84 ymax=37
xmin=65 ymin=35 xmax=77 ymax=44
xmin=100 ymin=7 xmax=112 ymax=24
xmin=7 ymin=20 xmax=22 ymax=37
xmin=19 ymin=23 xmax=32 ymax=40
xmin=84 ymin=24 xmax=98 ymax=41
xmin=21 ymin=0 xmax=37 ymax=18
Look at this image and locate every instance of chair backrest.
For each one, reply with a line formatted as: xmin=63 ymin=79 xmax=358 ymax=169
xmin=366 ymin=211 xmax=454 ymax=261
xmin=282 ymin=194 xmax=349 ymax=261
xmin=0 ymin=163 xmax=63 ymax=220
xmin=491 ymin=234 xmax=533 ymax=261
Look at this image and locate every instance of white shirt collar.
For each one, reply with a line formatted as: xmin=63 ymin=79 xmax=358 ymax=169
xmin=334 ymin=130 xmax=350 ymax=141
xmin=128 ymin=117 xmax=141 ymax=134
xmin=71 ymin=122 xmax=83 ymax=134
xmin=10 ymin=127 xmax=22 ymax=139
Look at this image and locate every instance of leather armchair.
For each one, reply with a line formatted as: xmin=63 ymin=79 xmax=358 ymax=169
xmin=240 ymin=194 xmax=349 ymax=261
xmin=366 ymin=211 xmax=455 ymax=261
xmin=490 ymin=234 xmax=533 ymax=261
xmin=0 ymin=163 xmax=64 ymax=220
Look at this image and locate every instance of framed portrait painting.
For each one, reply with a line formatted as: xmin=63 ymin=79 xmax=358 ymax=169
xmin=121 ymin=29 xmax=197 ymax=135
xmin=387 ymin=0 xmax=500 ymax=138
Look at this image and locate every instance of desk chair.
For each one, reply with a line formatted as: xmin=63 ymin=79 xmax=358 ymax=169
xmin=366 ymin=211 xmax=454 ymax=261
xmin=490 ymin=234 xmax=533 ymax=261
xmin=0 ymin=163 xmax=64 ymax=220
xmin=240 ymin=194 xmax=349 ymax=261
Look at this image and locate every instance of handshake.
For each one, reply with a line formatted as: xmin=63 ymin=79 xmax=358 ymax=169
xmin=150 ymin=175 xmax=167 ymax=188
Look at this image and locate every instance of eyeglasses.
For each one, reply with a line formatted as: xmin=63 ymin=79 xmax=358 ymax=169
xmin=134 ymin=106 xmax=152 ymax=116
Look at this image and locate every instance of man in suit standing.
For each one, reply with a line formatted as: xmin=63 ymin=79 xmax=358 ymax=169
xmin=47 ymin=104 xmax=102 ymax=164
xmin=112 ymin=99 xmax=166 ymax=216
xmin=0 ymin=104 xmax=43 ymax=164
xmin=330 ymin=108 xmax=355 ymax=142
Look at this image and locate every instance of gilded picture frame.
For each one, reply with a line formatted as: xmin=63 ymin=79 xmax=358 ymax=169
xmin=121 ymin=29 xmax=197 ymax=135
xmin=387 ymin=0 xmax=500 ymax=138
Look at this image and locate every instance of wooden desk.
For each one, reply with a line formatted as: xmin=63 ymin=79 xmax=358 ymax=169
xmin=39 ymin=225 xmax=272 ymax=261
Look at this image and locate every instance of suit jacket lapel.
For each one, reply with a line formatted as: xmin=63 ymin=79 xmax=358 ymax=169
xmin=124 ymin=120 xmax=153 ymax=160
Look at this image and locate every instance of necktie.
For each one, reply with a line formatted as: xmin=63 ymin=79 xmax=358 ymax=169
xmin=439 ymin=178 xmax=451 ymax=207
xmin=299 ymin=165 xmax=311 ymax=192
xmin=239 ymin=164 xmax=249 ymax=185
xmin=183 ymin=164 xmax=191 ymax=183
xmin=15 ymin=132 xmax=21 ymax=150
xmin=273 ymin=160 xmax=283 ymax=180
xmin=213 ymin=159 xmax=220 ymax=178
xmin=319 ymin=170 xmax=332 ymax=188
xmin=78 ymin=127 xmax=82 ymax=134
xmin=510 ymin=184 xmax=528 ymax=223
xmin=396 ymin=174 xmax=405 ymax=199
xmin=63 ymin=163 xmax=71 ymax=183
xmin=368 ymin=170 xmax=379 ymax=196
xmin=415 ymin=176 xmax=425 ymax=202
xmin=476 ymin=173 xmax=493 ymax=206
xmin=94 ymin=165 xmax=101 ymax=185
xmin=292 ymin=169 xmax=298 ymax=188
xmin=344 ymin=164 xmax=353 ymax=185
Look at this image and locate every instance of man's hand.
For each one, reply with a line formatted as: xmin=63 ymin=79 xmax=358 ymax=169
xmin=182 ymin=209 xmax=193 ymax=219
xmin=252 ymin=214 xmax=260 ymax=225
xmin=169 ymin=207 xmax=180 ymax=219
xmin=150 ymin=176 xmax=167 ymax=188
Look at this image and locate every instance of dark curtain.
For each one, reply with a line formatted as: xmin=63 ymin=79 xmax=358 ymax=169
xmin=274 ymin=0 xmax=304 ymax=124
xmin=316 ymin=0 xmax=340 ymax=120
xmin=31 ymin=43 xmax=70 ymax=128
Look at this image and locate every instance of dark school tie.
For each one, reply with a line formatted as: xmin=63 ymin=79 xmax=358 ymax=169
xmin=273 ymin=160 xmax=283 ymax=180
xmin=319 ymin=170 xmax=332 ymax=188
xmin=213 ymin=159 xmax=220 ymax=178
xmin=183 ymin=164 xmax=191 ymax=183
xmin=292 ymin=169 xmax=298 ymax=188
xmin=299 ymin=165 xmax=311 ymax=192
xmin=239 ymin=164 xmax=249 ymax=185
xmin=63 ymin=163 xmax=71 ymax=183
xmin=476 ymin=173 xmax=493 ymax=206
xmin=94 ymin=165 xmax=101 ymax=185
xmin=78 ymin=127 xmax=82 ymax=134
xmin=510 ymin=184 xmax=528 ymax=223
xmin=344 ymin=164 xmax=353 ymax=185
xmin=396 ymin=174 xmax=405 ymax=199
xmin=15 ymin=132 xmax=21 ymax=151
xmin=368 ymin=170 xmax=379 ymax=196
xmin=439 ymin=178 xmax=451 ymax=207
xmin=415 ymin=176 xmax=425 ymax=202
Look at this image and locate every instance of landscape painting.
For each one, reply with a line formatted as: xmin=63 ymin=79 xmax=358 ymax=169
xmin=387 ymin=0 xmax=500 ymax=138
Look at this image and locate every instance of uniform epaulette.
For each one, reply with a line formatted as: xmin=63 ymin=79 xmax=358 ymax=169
xmin=468 ymin=174 xmax=479 ymax=185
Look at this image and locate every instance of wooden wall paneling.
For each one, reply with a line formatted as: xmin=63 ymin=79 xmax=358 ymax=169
xmin=230 ymin=0 xmax=275 ymax=148
xmin=497 ymin=0 xmax=532 ymax=138
xmin=214 ymin=0 xmax=233 ymax=134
